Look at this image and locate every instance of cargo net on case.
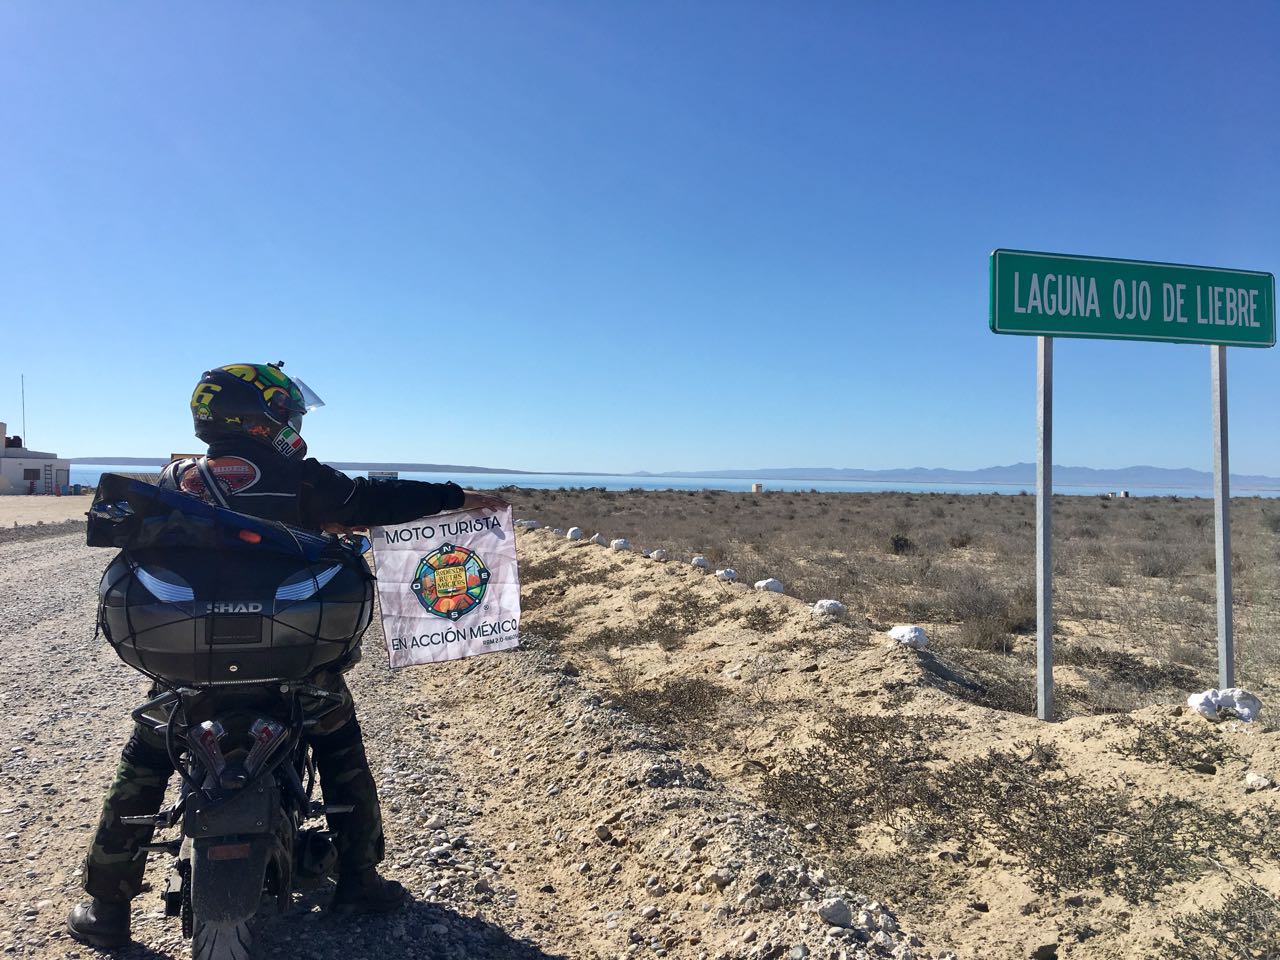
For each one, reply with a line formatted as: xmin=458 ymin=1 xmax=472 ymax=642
xmin=90 ymin=473 xmax=373 ymax=689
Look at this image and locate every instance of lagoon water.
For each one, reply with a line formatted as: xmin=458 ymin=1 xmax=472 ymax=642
xmin=69 ymin=464 xmax=1276 ymax=499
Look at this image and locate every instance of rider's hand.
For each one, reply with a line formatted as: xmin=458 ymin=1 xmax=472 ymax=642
xmin=323 ymin=522 xmax=369 ymax=535
xmin=462 ymin=491 xmax=510 ymax=513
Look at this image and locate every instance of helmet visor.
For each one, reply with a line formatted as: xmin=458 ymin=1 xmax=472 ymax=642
xmin=292 ymin=378 xmax=325 ymax=412
xmin=271 ymin=377 xmax=324 ymax=431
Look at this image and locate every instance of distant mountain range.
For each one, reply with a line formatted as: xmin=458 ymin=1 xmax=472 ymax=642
xmin=71 ymin=457 xmax=1280 ymax=490
xmin=636 ymin=463 xmax=1280 ymax=490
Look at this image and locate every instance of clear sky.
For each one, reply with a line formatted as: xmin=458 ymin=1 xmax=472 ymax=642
xmin=2 ymin=2 xmax=1277 ymax=474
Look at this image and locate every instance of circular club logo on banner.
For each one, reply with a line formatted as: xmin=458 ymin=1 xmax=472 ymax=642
xmin=411 ymin=544 xmax=491 ymax=620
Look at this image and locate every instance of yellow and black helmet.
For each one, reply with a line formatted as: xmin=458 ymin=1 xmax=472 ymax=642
xmin=190 ymin=362 xmax=324 ymax=459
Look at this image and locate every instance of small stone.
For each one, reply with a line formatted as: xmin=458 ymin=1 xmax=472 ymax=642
xmin=819 ymin=897 xmax=853 ymax=928
xmin=640 ymin=905 xmax=659 ymax=921
xmin=1245 ymin=771 xmax=1273 ymax=791
xmin=595 ymin=824 xmax=614 ymax=842
xmin=707 ymin=868 xmax=735 ymax=890
xmin=789 ymin=947 xmax=810 ymax=960
xmin=425 ymin=814 xmax=446 ymax=829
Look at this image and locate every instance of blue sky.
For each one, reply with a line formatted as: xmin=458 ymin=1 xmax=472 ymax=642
xmin=2 ymin=2 xmax=1277 ymax=474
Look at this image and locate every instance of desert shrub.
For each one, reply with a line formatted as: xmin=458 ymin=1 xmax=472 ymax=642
xmin=738 ymin=606 xmax=785 ymax=633
xmin=926 ymin=647 xmax=1043 ymax=716
xmin=1134 ymin=543 xmax=1189 ymax=578
xmin=760 ymin=713 xmax=959 ymax=830
xmin=583 ymin=596 xmax=716 ymax=653
xmin=1164 ymin=885 xmax=1280 ymax=960
xmin=768 ymin=721 xmax=1280 ymax=904
xmin=933 ymin=569 xmax=1035 ymax=651
xmin=607 ymin=671 xmax=726 ymax=731
xmin=1057 ymin=646 xmax=1201 ymax=692
xmin=1112 ymin=719 xmax=1239 ymax=772
xmin=1264 ymin=510 xmax=1280 ymax=535
xmin=887 ymin=531 xmax=915 ymax=555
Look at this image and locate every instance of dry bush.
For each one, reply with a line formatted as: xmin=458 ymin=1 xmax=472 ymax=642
xmin=604 ymin=661 xmax=725 ymax=734
xmin=582 ymin=596 xmax=717 ymax=653
xmin=1164 ymin=885 xmax=1280 ymax=960
xmin=504 ymin=487 xmax=1280 ymax=708
xmin=1111 ymin=718 xmax=1239 ymax=773
xmin=766 ymin=716 xmax=1280 ymax=904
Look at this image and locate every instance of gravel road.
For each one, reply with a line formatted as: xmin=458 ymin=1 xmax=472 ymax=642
xmin=0 ymin=526 xmax=930 ymax=960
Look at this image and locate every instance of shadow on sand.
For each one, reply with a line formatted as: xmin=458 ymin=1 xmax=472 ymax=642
xmin=257 ymin=889 xmax=568 ymax=960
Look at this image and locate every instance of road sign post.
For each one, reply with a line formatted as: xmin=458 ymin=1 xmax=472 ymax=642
xmin=1211 ymin=346 xmax=1233 ymax=688
xmin=1036 ymin=336 xmax=1053 ymax=721
xmin=990 ymin=249 xmax=1275 ymax=718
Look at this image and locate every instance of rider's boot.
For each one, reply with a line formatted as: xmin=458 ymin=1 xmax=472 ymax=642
xmin=66 ymin=899 xmax=131 ymax=948
xmin=331 ymin=868 xmax=406 ymax=913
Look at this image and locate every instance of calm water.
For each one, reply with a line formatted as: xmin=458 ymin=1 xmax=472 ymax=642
xmin=68 ymin=464 xmax=1279 ymax=498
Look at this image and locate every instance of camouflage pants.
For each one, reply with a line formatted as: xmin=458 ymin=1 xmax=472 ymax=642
xmin=82 ymin=673 xmax=385 ymax=904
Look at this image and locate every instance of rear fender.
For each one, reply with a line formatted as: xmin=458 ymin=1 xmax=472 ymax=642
xmin=190 ymin=835 xmax=280 ymax=925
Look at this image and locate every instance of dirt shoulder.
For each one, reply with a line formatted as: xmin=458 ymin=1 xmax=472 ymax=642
xmin=0 ymin=527 xmax=928 ymax=960
xmin=4 ymin=520 xmax=1276 ymax=960
xmin=0 ymin=494 xmax=93 ymax=528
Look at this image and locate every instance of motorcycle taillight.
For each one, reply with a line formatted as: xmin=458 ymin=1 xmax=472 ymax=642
xmin=188 ymin=720 xmax=227 ymax=778
xmin=244 ymin=718 xmax=288 ymax=776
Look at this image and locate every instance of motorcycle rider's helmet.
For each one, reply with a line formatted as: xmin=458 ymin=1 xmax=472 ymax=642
xmin=190 ymin=362 xmax=324 ymax=459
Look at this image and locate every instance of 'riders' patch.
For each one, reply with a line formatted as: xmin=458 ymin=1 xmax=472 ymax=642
xmin=179 ymin=457 xmax=261 ymax=499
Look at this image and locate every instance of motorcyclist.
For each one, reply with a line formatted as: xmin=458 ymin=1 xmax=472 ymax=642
xmin=68 ymin=362 xmax=508 ymax=948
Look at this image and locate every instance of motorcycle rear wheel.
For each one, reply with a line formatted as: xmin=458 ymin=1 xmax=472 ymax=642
xmin=191 ymin=919 xmax=253 ymax=960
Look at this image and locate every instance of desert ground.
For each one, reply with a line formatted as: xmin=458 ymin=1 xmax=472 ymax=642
xmin=1 ymin=489 xmax=1277 ymax=960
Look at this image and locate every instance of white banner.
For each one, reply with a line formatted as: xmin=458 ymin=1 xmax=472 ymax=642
xmin=370 ymin=506 xmax=521 ymax=668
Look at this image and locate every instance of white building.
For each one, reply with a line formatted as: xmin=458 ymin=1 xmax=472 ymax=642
xmin=0 ymin=421 xmax=71 ymax=495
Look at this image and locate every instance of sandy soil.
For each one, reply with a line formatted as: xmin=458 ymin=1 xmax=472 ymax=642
xmin=0 ymin=495 xmax=94 ymax=527
xmin=0 ymin=525 xmax=922 ymax=960
xmin=2 ymin=519 xmax=1276 ymax=960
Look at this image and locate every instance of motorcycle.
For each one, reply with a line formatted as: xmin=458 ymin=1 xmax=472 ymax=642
xmin=89 ymin=473 xmax=375 ymax=960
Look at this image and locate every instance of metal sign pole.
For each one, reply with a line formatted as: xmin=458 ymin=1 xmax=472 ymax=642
xmin=1211 ymin=345 xmax=1234 ymax=688
xmin=1037 ymin=336 xmax=1054 ymax=720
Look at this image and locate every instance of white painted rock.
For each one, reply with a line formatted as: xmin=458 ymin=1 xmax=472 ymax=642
xmin=1188 ymin=687 xmax=1263 ymax=723
xmin=552 ymin=528 xmax=565 ymax=536
xmin=754 ymin=578 xmax=784 ymax=593
xmin=715 ymin=568 xmax=737 ymax=582
xmin=650 ymin=548 xmax=669 ymax=562
xmin=1245 ymin=771 xmax=1273 ymax=791
xmin=610 ymin=538 xmax=632 ymax=551
xmin=888 ymin=624 xmax=928 ymax=650
xmin=813 ymin=599 xmax=846 ymax=617
xmin=589 ymin=532 xmax=608 ymax=546
xmin=566 ymin=527 xmax=584 ymax=541
xmin=691 ymin=556 xmax=710 ymax=569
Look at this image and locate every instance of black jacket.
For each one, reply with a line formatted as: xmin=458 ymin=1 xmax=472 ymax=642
xmin=158 ymin=439 xmax=465 ymax=530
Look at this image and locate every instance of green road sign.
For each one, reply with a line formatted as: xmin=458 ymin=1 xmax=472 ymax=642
xmin=989 ymin=249 xmax=1275 ymax=347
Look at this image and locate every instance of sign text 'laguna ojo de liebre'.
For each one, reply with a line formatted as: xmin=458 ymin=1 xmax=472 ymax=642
xmin=990 ymin=249 xmax=1275 ymax=347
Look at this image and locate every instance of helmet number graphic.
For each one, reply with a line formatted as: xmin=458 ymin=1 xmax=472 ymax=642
xmin=192 ymin=383 xmax=222 ymax=407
